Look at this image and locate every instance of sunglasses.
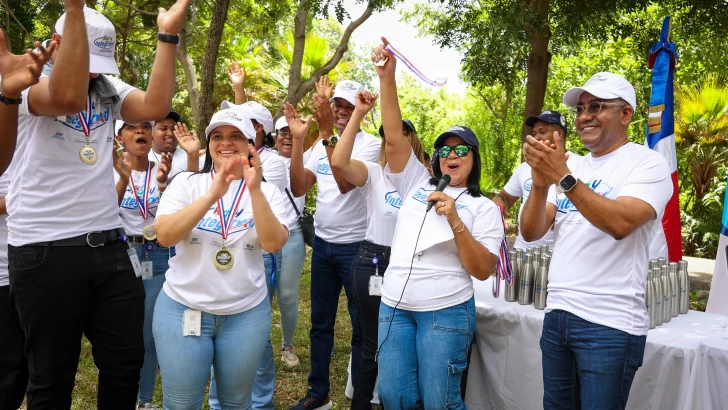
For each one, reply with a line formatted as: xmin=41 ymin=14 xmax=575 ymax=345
xmin=572 ymin=101 xmax=627 ymax=117
xmin=437 ymin=144 xmax=472 ymax=158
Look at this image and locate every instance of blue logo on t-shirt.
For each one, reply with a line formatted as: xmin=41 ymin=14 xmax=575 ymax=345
xmin=120 ymin=187 xmax=160 ymax=210
xmin=557 ymin=178 xmax=613 ymax=214
xmin=196 ymin=207 xmax=254 ymax=234
xmin=384 ymin=191 xmax=403 ymax=209
xmin=317 ymin=156 xmax=333 ymax=175
xmin=524 ymin=178 xmax=532 ymax=192
xmin=411 ymin=187 xmax=467 ymax=210
xmin=58 ymin=101 xmax=110 ymax=133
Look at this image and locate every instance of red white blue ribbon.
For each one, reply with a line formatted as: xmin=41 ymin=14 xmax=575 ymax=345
xmin=129 ymin=161 xmax=153 ymax=220
xmin=211 ymin=170 xmax=247 ymax=240
xmin=77 ymin=95 xmax=92 ymax=136
xmin=385 ymin=43 xmax=448 ymax=87
xmin=493 ymin=207 xmax=514 ymax=298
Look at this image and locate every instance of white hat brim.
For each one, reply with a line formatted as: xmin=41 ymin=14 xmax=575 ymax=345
xmin=563 ymin=86 xmax=622 ymax=108
xmin=204 ymin=121 xmax=255 ymax=141
xmin=89 ymin=53 xmax=119 ymax=75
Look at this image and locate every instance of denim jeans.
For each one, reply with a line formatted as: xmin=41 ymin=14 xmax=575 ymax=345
xmin=279 ymin=228 xmax=306 ymax=348
xmin=210 ymin=251 xmax=281 ymax=410
xmin=8 ymin=241 xmax=145 ymax=410
xmin=377 ymin=297 xmax=475 ymax=410
xmin=131 ymin=243 xmax=171 ymax=404
xmin=153 ymin=290 xmax=270 ymax=410
xmin=350 ymin=241 xmax=390 ymax=410
xmin=308 ymin=236 xmax=363 ymax=398
xmin=0 ymin=285 xmax=27 ymax=410
xmin=540 ymin=310 xmax=646 ymax=410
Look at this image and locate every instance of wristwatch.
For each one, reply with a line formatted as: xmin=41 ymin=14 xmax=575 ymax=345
xmin=0 ymin=94 xmax=22 ymax=105
xmin=556 ymin=173 xmax=577 ymax=194
xmin=157 ymin=33 xmax=180 ymax=45
xmin=322 ymin=136 xmax=338 ymax=147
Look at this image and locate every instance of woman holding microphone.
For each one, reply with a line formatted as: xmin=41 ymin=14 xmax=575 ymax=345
xmin=372 ymin=41 xmax=504 ymax=409
xmin=153 ymin=108 xmax=289 ymax=409
xmin=328 ymin=90 xmax=427 ymax=409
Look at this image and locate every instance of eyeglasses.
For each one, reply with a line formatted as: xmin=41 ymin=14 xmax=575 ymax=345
xmin=276 ymin=131 xmax=291 ymax=137
xmin=572 ymin=101 xmax=627 ymax=117
xmin=437 ymin=144 xmax=471 ymax=158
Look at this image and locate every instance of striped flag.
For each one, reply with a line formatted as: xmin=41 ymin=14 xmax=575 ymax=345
xmin=645 ymin=16 xmax=683 ymax=262
xmin=706 ymin=177 xmax=728 ymax=315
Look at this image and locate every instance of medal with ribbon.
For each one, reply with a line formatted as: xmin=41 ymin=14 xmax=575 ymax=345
xmin=211 ymin=169 xmax=247 ymax=270
xmin=129 ymin=161 xmax=156 ymax=241
xmin=78 ymin=95 xmax=99 ymax=165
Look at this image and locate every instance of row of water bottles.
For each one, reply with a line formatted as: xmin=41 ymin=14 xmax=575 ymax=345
xmin=645 ymin=258 xmax=690 ymax=329
xmin=504 ymin=245 xmax=550 ymax=310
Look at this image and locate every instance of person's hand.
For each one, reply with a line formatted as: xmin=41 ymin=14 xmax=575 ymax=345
xmin=173 ymin=122 xmax=200 ymax=155
xmin=523 ymin=130 xmax=570 ymax=187
xmin=113 ymin=148 xmax=132 ymax=181
xmin=63 ymin=0 xmax=86 ymax=11
xmin=242 ymin=145 xmax=263 ymax=192
xmin=0 ymin=41 xmax=55 ymax=98
xmin=283 ymin=102 xmax=312 ymax=141
xmin=314 ymin=75 xmax=334 ymax=99
xmin=226 ymin=61 xmax=246 ymax=89
xmin=208 ymin=155 xmax=245 ymax=200
xmin=156 ymin=152 xmax=173 ymax=184
xmin=353 ymin=90 xmax=378 ymax=116
xmin=309 ymin=94 xmax=334 ymax=136
xmin=157 ymin=0 xmax=190 ymax=35
xmin=372 ymin=37 xmax=395 ymax=80
xmin=427 ymin=191 xmax=461 ymax=229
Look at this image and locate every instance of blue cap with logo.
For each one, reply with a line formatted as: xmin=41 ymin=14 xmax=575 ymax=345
xmin=525 ymin=110 xmax=568 ymax=135
xmin=433 ymin=125 xmax=479 ymax=150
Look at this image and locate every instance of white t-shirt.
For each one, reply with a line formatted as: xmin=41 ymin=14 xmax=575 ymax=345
xmin=361 ymin=162 xmax=401 ymax=247
xmin=0 ymin=173 xmax=9 ymax=287
xmin=505 ymin=152 xmax=582 ymax=249
xmin=157 ymin=172 xmax=288 ymax=315
xmin=546 ymin=142 xmax=672 ymax=336
xmin=258 ymin=147 xmax=288 ymax=195
xmin=8 ymin=76 xmax=136 ymax=245
xmin=149 ymin=148 xmax=189 ymax=181
xmin=113 ymin=162 xmax=162 ymax=236
xmin=382 ymin=151 xmax=504 ymax=311
xmin=280 ymin=155 xmax=309 ymax=231
xmin=304 ymin=132 xmax=380 ymax=243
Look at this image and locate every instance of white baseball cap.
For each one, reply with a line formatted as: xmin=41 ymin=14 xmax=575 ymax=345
xmin=220 ymin=101 xmax=273 ymax=135
xmin=55 ymin=6 xmax=119 ymax=75
xmin=330 ymin=80 xmax=364 ymax=106
xmin=115 ymin=120 xmax=154 ymax=136
xmin=563 ymin=72 xmax=637 ymax=112
xmin=205 ymin=109 xmax=257 ymax=140
xmin=275 ymin=116 xmax=289 ymax=131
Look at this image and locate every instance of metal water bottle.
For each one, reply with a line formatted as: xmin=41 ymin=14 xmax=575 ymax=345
xmin=649 ymin=259 xmax=657 ymax=270
xmin=531 ymin=248 xmax=541 ymax=301
xmin=660 ymin=265 xmax=671 ymax=324
xmin=519 ymin=254 xmax=535 ymax=305
xmin=504 ymin=250 xmax=520 ymax=302
xmin=658 ymin=257 xmax=667 ymax=267
xmin=668 ymin=262 xmax=679 ymax=317
xmin=653 ymin=267 xmax=663 ymax=327
xmin=534 ymin=255 xmax=550 ymax=310
xmin=646 ymin=269 xmax=655 ymax=329
xmin=540 ymin=244 xmax=550 ymax=256
xmin=678 ymin=260 xmax=690 ymax=314
xmin=516 ymin=249 xmax=525 ymax=276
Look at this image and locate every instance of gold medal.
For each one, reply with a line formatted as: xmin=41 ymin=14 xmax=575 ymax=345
xmin=79 ymin=145 xmax=98 ymax=165
xmin=142 ymin=224 xmax=157 ymax=241
xmin=213 ymin=247 xmax=234 ymax=270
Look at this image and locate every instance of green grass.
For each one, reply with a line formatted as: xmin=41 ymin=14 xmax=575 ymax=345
xmin=26 ymin=249 xmax=359 ymax=410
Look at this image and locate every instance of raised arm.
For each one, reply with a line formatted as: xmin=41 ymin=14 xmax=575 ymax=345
xmin=119 ymin=0 xmax=190 ymax=123
xmin=330 ymin=90 xmax=378 ymax=187
xmin=311 ymin=94 xmax=356 ymax=194
xmin=226 ymin=61 xmax=247 ymax=104
xmin=173 ymin=122 xmax=200 ymax=172
xmin=244 ymin=146 xmax=288 ymax=252
xmin=283 ymin=103 xmax=316 ymax=197
xmin=373 ymin=38 xmax=409 ymax=173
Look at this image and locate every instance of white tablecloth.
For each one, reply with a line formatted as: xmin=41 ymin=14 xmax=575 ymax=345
xmin=465 ymin=277 xmax=728 ymax=410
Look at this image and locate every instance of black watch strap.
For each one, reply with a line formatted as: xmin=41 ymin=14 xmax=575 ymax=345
xmin=0 ymin=94 xmax=22 ymax=105
xmin=157 ymin=33 xmax=180 ymax=45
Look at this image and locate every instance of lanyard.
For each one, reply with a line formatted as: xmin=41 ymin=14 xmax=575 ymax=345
xmin=211 ymin=170 xmax=247 ymax=241
xmin=77 ymin=95 xmax=92 ymax=137
xmin=128 ymin=161 xmax=153 ymax=220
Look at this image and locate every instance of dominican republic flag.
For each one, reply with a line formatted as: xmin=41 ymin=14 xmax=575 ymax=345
xmin=706 ymin=178 xmax=728 ymax=315
xmin=646 ymin=16 xmax=683 ymax=262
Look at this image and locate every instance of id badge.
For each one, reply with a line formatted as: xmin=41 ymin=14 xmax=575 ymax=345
xmin=141 ymin=261 xmax=153 ymax=280
xmin=127 ymin=248 xmax=143 ymax=278
xmin=183 ymin=309 xmax=202 ymax=337
xmin=369 ymin=275 xmax=383 ymax=296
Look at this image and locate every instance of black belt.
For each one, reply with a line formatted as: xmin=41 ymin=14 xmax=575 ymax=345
xmin=24 ymin=228 xmax=126 ymax=248
xmin=361 ymin=240 xmax=391 ymax=258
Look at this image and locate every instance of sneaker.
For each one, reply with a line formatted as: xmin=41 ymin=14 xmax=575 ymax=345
xmin=289 ymin=394 xmax=332 ymax=410
xmin=138 ymin=404 xmax=160 ymax=409
xmin=281 ymin=346 xmax=300 ymax=367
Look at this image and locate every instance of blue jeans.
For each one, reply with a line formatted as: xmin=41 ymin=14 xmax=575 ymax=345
xmin=377 ymin=297 xmax=475 ymax=410
xmin=132 ymin=243 xmax=171 ymax=404
xmin=153 ymin=290 xmax=270 ymax=410
xmin=540 ymin=310 xmax=646 ymax=410
xmin=210 ymin=252 xmax=281 ymax=410
xmin=279 ymin=228 xmax=306 ymax=348
xmin=308 ymin=236 xmax=363 ymax=398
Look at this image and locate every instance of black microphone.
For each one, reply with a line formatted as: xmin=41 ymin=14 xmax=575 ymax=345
xmin=426 ymin=174 xmax=451 ymax=212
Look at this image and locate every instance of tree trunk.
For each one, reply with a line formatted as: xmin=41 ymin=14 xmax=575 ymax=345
xmin=176 ymin=26 xmax=200 ymax=132
xmin=195 ymin=0 xmax=231 ymax=134
xmin=520 ymin=0 xmax=552 ymax=143
xmin=118 ymin=6 xmax=132 ymax=81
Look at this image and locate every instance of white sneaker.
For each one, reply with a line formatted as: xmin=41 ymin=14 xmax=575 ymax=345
xmin=138 ymin=404 xmax=160 ymax=409
xmin=281 ymin=346 xmax=300 ymax=367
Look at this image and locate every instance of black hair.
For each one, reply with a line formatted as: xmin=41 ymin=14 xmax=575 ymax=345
xmin=194 ymin=137 xmax=255 ymax=175
xmin=429 ymin=146 xmax=484 ymax=197
xmin=423 ymin=151 xmax=431 ymax=162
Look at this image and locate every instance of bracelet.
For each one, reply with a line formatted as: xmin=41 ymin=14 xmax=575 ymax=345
xmin=0 ymin=94 xmax=22 ymax=105
xmin=157 ymin=179 xmax=168 ymax=188
xmin=451 ymin=219 xmax=465 ymax=233
xmin=157 ymin=33 xmax=180 ymax=45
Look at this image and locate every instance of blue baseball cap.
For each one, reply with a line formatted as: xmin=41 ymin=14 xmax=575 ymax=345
xmin=433 ymin=126 xmax=479 ymax=149
xmin=525 ymin=110 xmax=568 ymax=135
xmin=378 ymin=119 xmax=417 ymax=138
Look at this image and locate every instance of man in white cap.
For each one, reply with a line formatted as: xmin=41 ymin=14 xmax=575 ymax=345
xmin=519 ymin=72 xmax=673 ymax=409
xmin=286 ymin=81 xmax=380 ymax=409
xmin=7 ymin=0 xmax=189 ymax=408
